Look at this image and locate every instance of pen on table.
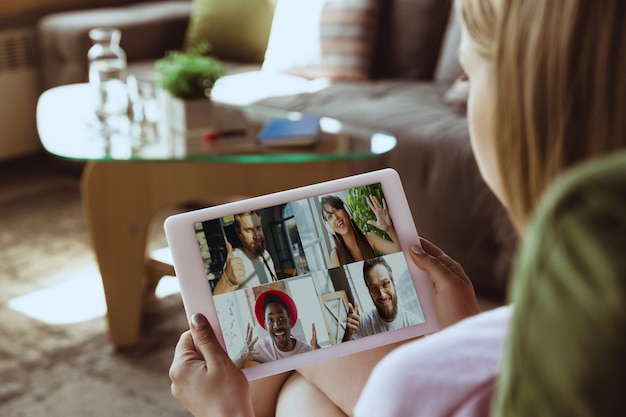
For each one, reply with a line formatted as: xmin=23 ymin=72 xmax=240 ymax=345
xmin=202 ymin=129 xmax=247 ymax=144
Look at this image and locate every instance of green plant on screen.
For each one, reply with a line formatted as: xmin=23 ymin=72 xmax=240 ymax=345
xmin=345 ymin=184 xmax=387 ymax=240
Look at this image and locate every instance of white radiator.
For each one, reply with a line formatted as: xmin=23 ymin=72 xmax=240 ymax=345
xmin=0 ymin=26 xmax=41 ymax=161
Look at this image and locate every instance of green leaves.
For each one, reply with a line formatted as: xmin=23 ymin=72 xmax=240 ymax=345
xmin=345 ymin=184 xmax=386 ymax=238
xmin=154 ymin=42 xmax=226 ymax=99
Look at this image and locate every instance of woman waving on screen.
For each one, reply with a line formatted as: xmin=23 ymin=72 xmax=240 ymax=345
xmin=320 ymin=194 xmax=401 ymax=267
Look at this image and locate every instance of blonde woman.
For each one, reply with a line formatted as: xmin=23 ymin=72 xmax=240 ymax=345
xmin=169 ymin=0 xmax=626 ymax=415
xmin=355 ymin=0 xmax=626 ymax=415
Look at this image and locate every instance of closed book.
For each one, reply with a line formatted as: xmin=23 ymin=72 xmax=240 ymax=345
xmin=257 ymin=115 xmax=322 ymax=147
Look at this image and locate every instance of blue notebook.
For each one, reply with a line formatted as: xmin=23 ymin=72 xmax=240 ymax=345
xmin=257 ymin=115 xmax=322 ymax=147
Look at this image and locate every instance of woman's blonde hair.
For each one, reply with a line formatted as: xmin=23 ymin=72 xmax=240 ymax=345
xmin=459 ymin=0 xmax=626 ymax=231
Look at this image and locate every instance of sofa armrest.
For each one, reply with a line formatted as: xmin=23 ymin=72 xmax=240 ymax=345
xmin=37 ymin=1 xmax=192 ymax=90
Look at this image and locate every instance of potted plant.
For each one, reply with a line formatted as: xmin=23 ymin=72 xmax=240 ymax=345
xmin=155 ymin=43 xmax=226 ymax=132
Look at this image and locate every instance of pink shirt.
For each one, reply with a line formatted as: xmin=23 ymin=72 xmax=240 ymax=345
xmin=354 ymin=306 xmax=512 ymax=417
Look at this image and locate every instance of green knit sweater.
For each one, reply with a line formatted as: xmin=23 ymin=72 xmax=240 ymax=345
xmin=494 ymin=151 xmax=626 ymax=416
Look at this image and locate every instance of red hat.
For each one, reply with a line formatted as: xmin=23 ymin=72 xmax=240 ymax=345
xmin=255 ymin=289 xmax=298 ymax=330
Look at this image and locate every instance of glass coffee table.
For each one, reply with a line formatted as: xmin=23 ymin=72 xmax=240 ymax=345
xmin=36 ymin=82 xmax=396 ymax=348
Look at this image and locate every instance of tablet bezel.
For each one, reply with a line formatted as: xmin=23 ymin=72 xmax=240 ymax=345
xmin=164 ymin=168 xmax=440 ymax=380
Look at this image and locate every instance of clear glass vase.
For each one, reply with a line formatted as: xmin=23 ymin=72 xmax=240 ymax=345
xmin=88 ymin=27 xmax=128 ymax=121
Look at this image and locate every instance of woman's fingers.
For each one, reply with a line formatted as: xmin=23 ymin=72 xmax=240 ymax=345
xmin=415 ymin=238 xmax=469 ymax=281
xmin=189 ymin=313 xmax=227 ymax=362
xmin=410 ymin=238 xmax=480 ymax=328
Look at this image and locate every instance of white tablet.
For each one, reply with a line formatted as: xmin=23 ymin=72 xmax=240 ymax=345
xmin=164 ymin=168 xmax=439 ymax=380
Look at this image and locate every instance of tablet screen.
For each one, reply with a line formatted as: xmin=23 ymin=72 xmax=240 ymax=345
xmin=165 ymin=169 xmax=439 ymax=379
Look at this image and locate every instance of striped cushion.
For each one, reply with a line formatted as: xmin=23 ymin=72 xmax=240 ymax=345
xmin=262 ymin=0 xmax=379 ymax=80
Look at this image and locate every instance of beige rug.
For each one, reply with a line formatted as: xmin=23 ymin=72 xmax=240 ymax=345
xmin=0 ymin=173 xmax=190 ymax=416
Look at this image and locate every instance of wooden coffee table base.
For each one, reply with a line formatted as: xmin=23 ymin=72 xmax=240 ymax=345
xmin=81 ymin=160 xmax=353 ymax=348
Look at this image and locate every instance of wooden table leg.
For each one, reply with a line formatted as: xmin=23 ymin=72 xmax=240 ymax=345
xmin=81 ymin=160 xmax=353 ymax=348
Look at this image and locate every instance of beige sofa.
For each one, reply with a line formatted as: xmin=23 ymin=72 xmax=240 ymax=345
xmin=37 ymin=0 xmax=517 ymax=301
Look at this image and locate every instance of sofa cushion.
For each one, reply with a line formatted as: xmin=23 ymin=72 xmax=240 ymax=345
xmin=434 ymin=5 xmax=463 ymax=82
xmin=184 ymin=0 xmax=276 ymax=63
xmin=262 ymin=0 xmax=380 ymax=80
xmin=371 ymin=0 xmax=453 ymax=79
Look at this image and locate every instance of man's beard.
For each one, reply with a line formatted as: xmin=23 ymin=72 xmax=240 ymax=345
xmin=243 ymin=237 xmax=265 ymax=258
xmin=376 ymin=295 xmax=398 ymax=322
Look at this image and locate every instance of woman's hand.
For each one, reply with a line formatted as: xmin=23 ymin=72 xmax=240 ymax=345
xmin=366 ymin=195 xmax=394 ymax=233
xmin=366 ymin=195 xmax=401 ymax=254
xmin=169 ymin=313 xmax=254 ymax=417
xmin=410 ymin=238 xmax=480 ymax=328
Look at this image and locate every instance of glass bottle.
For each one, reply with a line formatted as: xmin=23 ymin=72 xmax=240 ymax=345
xmin=88 ymin=27 xmax=128 ymax=120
